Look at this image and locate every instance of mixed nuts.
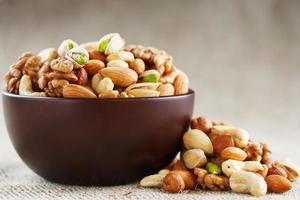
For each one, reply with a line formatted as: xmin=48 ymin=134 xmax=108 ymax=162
xmin=140 ymin=116 xmax=300 ymax=196
xmin=4 ymin=33 xmax=189 ymax=98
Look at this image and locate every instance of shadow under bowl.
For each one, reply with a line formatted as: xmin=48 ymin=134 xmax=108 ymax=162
xmin=2 ymin=90 xmax=194 ymax=186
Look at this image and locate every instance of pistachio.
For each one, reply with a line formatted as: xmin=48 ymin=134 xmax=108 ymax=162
xmin=38 ymin=48 xmax=58 ymax=63
xmin=183 ymin=129 xmax=214 ymax=154
xmin=206 ymin=162 xmax=222 ymax=175
xmin=125 ymin=82 xmax=160 ymax=92
xmin=98 ymin=33 xmax=125 ymax=55
xmin=65 ymin=46 xmax=89 ymax=69
xmin=106 ymin=51 xmax=134 ymax=62
xmin=58 ymin=39 xmax=78 ymax=57
xmin=182 ymin=149 xmax=207 ymax=169
xmin=127 ymin=89 xmax=159 ymax=97
xmin=107 ymin=59 xmax=129 ymax=68
xmin=139 ymin=70 xmax=160 ymax=83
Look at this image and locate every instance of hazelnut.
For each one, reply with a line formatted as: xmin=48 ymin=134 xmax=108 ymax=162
xmin=172 ymin=170 xmax=197 ymax=190
xmin=212 ymin=135 xmax=235 ymax=154
xmin=171 ymin=160 xmax=188 ymax=171
xmin=162 ymin=172 xmax=185 ymax=193
xmin=191 ymin=117 xmax=212 ymax=134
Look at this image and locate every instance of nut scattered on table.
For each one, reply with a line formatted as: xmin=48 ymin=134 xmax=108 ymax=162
xmin=4 ymin=33 xmax=190 ymax=98
xmin=140 ymin=116 xmax=299 ymax=196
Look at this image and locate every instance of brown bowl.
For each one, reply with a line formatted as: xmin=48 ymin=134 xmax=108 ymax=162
xmin=2 ymin=90 xmax=194 ymax=186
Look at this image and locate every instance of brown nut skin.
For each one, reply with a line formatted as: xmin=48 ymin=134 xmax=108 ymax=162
xmin=76 ymin=68 xmax=88 ymax=86
xmin=162 ymin=172 xmax=185 ymax=193
xmin=84 ymin=60 xmax=105 ymax=76
xmin=171 ymin=160 xmax=188 ymax=171
xmin=191 ymin=117 xmax=212 ymax=134
xmin=268 ymin=166 xmax=288 ymax=178
xmin=212 ymin=135 xmax=235 ymax=154
xmin=88 ymin=50 xmax=107 ymax=62
xmin=172 ymin=170 xmax=197 ymax=190
xmin=265 ymin=175 xmax=292 ymax=193
xmin=221 ymin=147 xmax=247 ymax=161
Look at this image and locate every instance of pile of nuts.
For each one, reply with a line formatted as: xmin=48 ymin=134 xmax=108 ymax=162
xmin=4 ymin=33 xmax=189 ymax=98
xmin=140 ymin=116 xmax=300 ymax=196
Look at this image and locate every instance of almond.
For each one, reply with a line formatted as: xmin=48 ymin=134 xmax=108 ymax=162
xmin=221 ymin=147 xmax=247 ymax=161
xmin=268 ymin=166 xmax=288 ymax=178
xmin=265 ymin=175 xmax=292 ymax=193
xmin=100 ymin=67 xmax=138 ymax=87
xmin=174 ymin=72 xmax=189 ymax=95
xmin=157 ymin=83 xmax=174 ymax=96
xmin=84 ymin=60 xmax=105 ymax=76
xmin=88 ymin=50 xmax=107 ymax=62
xmin=212 ymin=135 xmax=235 ymax=154
xmin=63 ymin=84 xmax=97 ymax=99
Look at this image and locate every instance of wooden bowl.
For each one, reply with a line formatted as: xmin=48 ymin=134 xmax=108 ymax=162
xmin=2 ymin=90 xmax=194 ymax=186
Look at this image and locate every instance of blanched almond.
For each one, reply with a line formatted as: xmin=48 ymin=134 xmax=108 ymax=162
xmin=100 ymin=67 xmax=138 ymax=87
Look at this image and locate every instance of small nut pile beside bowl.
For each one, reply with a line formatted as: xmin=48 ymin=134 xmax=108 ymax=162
xmin=4 ymin=33 xmax=189 ymax=99
xmin=140 ymin=116 xmax=300 ymax=196
xmin=2 ymin=34 xmax=194 ymax=185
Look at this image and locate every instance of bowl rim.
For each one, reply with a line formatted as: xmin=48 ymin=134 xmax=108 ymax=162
xmin=1 ymin=89 xmax=194 ymax=101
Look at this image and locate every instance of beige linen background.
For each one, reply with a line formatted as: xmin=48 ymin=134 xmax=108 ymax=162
xmin=0 ymin=0 xmax=299 ymax=199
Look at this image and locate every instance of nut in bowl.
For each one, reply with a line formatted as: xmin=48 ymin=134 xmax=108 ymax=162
xmin=4 ymin=33 xmax=189 ymax=99
xmin=2 ymin=33 xmax=195 ymax=186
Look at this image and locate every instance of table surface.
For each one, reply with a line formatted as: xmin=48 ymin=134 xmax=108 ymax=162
xmin=0 ymin=100 xmax=299 ymax=200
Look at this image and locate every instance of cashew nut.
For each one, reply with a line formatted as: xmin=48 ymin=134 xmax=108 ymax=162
xmin=19 ymin=75 xmax=46 ymax=97
xmin=222 ymin=159 xmax=264 ymax=177
xmin=211 ymin=125 xmax=250 ymax=148
xmin=140 ymin=169 xmax=170 ymax=188
xmin=229 ymin=171 xmax=267 ymax=196
xmin=183 ymin=129 xmax=213 ymax=154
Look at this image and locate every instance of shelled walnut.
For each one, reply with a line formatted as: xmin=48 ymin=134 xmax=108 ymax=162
xmin=5 ymin=52 xmax=42 ymax=94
